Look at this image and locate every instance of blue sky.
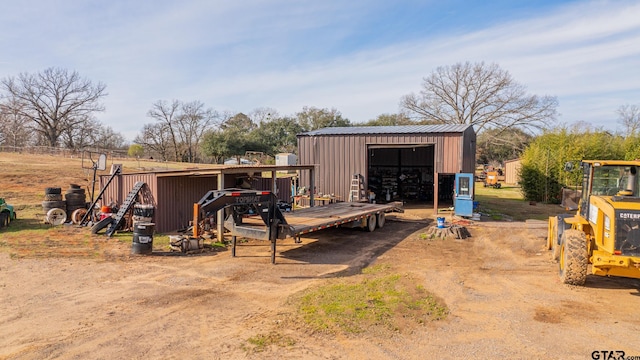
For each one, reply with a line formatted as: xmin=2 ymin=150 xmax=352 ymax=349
xmin=1 ymin=0 xmax=639 ymax=141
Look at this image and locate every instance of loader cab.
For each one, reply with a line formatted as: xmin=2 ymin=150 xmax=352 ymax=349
xmin=580 ymin=161 xmax=640 ymax=219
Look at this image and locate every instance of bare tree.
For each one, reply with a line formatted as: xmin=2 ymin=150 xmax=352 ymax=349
xmin=175 ymin=101 xmax=218 ymax=162
xmin=60 ymin=116 xmax=100 ymax=151
xmin=93 ymin=125 xmax=126 ymax=150
xmin=401 ymin=62 xmax=557 ymax=134
xmin=617 ymin=104 xmax=640 ymax=135
xmin=0 ymin=98 xmax=33 ymax=148
xmin=147 ymin=100 xmax=181 ymax=161
xmin=0 ymin=67 xmax=107 ymax=147
xmin=134 ymin=123 xmax=172 ymax=161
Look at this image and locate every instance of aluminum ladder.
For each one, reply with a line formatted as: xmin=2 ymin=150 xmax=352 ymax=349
xmin=349 ymin=174 xmax=363 ymax=202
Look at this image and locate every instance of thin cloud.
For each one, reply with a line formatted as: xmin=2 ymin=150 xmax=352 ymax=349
xmin=1 ymin=0 xmax=639 ymax=140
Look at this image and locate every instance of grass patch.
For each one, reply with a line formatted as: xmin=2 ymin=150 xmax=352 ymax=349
xmin=474 ymin=182 xmax=564 ymax=221
xmin=297 ymin=267 xmax=448 ymax=335
xmin=243 ymin=332 xmax=296 ymax=353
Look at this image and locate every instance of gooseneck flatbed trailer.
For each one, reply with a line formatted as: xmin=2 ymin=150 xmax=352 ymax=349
xmin=193 ymin=189 xmax=402 ymax=263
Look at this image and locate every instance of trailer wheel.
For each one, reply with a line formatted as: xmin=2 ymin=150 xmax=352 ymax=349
xmin=366 ymin=214 xmax=377 ymax=232
xmin=70 ymin=208 xmax=88 ymax=225
xmin=559 ymin=229 xmax=588 ymax=285
xmin=376 ymin=212 xmax=385 ymax=229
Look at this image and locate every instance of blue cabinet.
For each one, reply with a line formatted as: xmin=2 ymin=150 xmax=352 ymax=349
xmin=454 ymin=173 xmax=474 ymax=217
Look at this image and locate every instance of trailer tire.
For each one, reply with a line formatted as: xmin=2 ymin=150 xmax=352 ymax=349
xmin=366 ymin=214 xmax=377 ymax=232
xmin=91 ymin=217 xmax=114 ymax=234
xmin=376 ymin=212 xmax=385 ymax=229
xmin=559 ymin=229 xmax=588 ymax=285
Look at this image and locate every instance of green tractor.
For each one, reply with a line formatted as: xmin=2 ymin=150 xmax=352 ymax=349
xmin=0 ymin=198 xmax=16 ymax=228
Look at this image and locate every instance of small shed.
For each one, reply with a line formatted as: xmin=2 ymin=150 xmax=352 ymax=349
xmin=98 ymin=164 xmax=315 ymax=239
xmin=504 ymin=158 xmax=522 ymax=185
xmin=297 ymin=124 xmax=476 ymax=212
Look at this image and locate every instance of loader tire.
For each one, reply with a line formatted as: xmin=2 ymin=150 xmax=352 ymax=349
xmin=559 ymin=229 xmax=588 ymax=285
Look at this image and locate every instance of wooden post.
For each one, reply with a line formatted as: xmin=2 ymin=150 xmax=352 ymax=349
xmin=217 ymin=173 xmax=225 ymax=242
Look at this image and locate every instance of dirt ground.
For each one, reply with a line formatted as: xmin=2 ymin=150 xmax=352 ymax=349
xmin=1 ymin=209 xmax=640 ymax=360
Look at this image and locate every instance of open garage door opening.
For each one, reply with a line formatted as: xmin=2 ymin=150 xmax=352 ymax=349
xmin=367 ymin=145 xmax=440 ymax=205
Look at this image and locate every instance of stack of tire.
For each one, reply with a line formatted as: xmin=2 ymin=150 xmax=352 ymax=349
xmin=132 ymin=204 xmax=154 ymax=227
xmin=65 ymin=184 xmax=87 ymax=223
xmin=42 ymin=187 xmax=67 ymax=225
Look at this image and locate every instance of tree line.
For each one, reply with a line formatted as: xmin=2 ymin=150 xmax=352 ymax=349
xmin=3 ymin=63 xmax=636 ymax=168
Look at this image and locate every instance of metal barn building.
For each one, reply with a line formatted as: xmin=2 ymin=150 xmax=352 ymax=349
xmin=296 ymin=125 xmax=476 ymax=212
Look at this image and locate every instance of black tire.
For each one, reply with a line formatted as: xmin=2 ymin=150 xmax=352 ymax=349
xmin=376 ymin=212 xmax=385 ymax=229
xmin=366 ymin=214 xmax=377 ymax=232
xmin=559 ymin=229 xmax=588 ymax=285
xmin=91 ymin=217 xmax=114 ymax=234
xmin=42 ymin=200 xmax=67 ymax=211
xmin=65 ymin=193 xmax=86 ymax=203
xmin=0 ymin=212 xmax=7 ymax=228
xmin=44 ymin=193 xmax=63 ymax=201
xmin=45 ymin=187 xmax=62 ymax=195
xmin=69 ymin=183 xmax=81 ymax=189
xmin=66 ymin=188 xmax=86 ymax=195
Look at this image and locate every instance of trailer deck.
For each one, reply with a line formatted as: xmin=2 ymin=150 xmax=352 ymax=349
xmin=193 ymin=189 xmax=402 ymax=263
xmin=280 ymin=202 xmax=402 ymax=238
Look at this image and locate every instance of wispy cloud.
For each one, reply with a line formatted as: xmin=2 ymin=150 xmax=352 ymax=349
xmin=1 ymin=0 xmax=639 ymax=139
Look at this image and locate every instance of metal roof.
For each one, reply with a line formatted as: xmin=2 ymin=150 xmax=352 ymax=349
xmin=298 ymin=124 xmax=472 ymax=136
xmin=119 ymin=164 xmax=316 ymax=177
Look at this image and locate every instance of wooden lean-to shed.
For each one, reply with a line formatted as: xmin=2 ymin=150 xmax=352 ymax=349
xmin=296 ymin=125 xmax=476 ymax=212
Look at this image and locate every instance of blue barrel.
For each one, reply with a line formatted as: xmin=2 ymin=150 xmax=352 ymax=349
xmin=437 ymin=217 xmax=445 ymax=228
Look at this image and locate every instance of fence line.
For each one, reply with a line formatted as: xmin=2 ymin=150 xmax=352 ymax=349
xmin=0 ymin=146 xmax=130 ymax=159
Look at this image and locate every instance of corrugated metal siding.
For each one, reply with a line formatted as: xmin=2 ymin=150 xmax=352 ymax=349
xmin=156 ymin=176 xmax=218 ymax=233
xmin=99 ymin=173 xmax=293 ymax=233
xmin=251 ymin=177 xmax=293 ymax=203
xmin=297 ymin=128 xmax=476 ymax=202
xmin=99 ymin=173 xmax=158 ymax=209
